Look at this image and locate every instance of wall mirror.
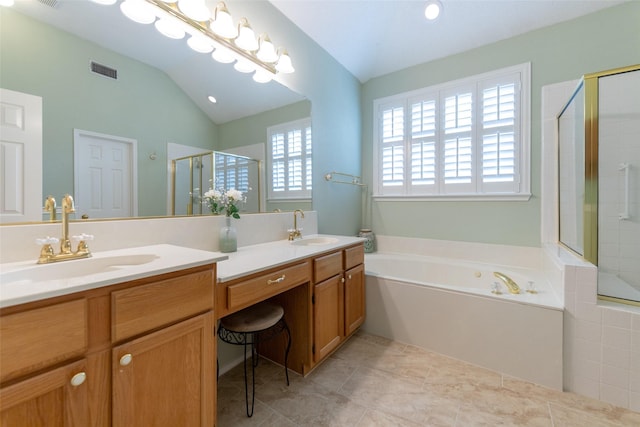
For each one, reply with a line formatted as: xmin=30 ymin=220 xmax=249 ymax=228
xmin=0 ymin=1 xmax=311 ymax=224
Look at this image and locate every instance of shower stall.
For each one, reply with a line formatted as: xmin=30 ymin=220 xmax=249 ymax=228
xmin=558 ymin=64 xmax=640 ymax=306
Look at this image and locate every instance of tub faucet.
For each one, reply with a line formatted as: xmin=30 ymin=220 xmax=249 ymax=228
xmin=493 ymin=272 xmax=520 ymax=294
xmin=288 ymin=209 xmax=305 ymax=240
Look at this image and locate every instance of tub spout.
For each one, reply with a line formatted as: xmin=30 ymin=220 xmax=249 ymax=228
xmin=493 ymin=272 xmax=520 ymax=294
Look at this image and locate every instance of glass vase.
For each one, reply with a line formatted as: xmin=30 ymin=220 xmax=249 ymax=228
xmin=219 ymin=216 xmax=237 ymax=253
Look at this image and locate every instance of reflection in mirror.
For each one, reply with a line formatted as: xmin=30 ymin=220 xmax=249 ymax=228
xmin=557 ymin=80 xmax=585 ymax=256
xmin=0 ymin=3 xmax=310 ymax=224
xmin=172 ymin=151 xmax=261 ymax=216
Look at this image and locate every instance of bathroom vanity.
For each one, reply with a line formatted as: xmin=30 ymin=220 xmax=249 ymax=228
xmin=0 ymin=237 xmax=365 ymax=426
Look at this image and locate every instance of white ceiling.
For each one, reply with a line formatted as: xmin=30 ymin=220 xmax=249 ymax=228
xmin=8 ymin=0 xmax=626 ymax=124
xmin=271 ymin=0 xmax=627 ymax=83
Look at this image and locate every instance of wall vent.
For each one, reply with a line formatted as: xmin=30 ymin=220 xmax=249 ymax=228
xmin=90 ymin=61 xmax=118 ymax=80
xmin=37 ymin=0 xmax=59 ymax=8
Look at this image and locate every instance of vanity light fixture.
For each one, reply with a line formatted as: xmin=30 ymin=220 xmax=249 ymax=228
xmin=111 ymin=0 xmax=294 ymax=83
xmin=424 ymin=0 xmax=443 ymax=21
xmin=207 ymin=95 xmax=217 ymax=104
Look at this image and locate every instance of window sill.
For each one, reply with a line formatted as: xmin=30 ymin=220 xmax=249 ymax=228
xmin=372 ymin=193 xmax=532 ymax=202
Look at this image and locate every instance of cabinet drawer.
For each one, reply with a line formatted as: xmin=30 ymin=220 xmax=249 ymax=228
xmin=112 ymin=269 xmax=214 ymax=342
xmin=344 ymin=244 xmax=364 ymax=270
xmin=227 ymin=262 xmax=310 ymax=312
xmin=1 ymin=299 xmax=87 ymax=383
xmin=314 ymin=251 xmax=342 ymax=283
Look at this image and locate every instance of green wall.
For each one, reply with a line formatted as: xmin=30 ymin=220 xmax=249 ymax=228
xmin=0 ymin=8 xmax=219 ymax=217
xmin=361 ymin=1 xmax=640 ymax=247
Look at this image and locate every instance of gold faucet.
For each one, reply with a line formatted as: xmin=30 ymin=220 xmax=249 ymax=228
xmin=288 ymin=209 xmax=305 ymax=241
xmin=37 ymin=194 xmax=92 ymax=264
xmin=493 ymin=272 xmax=521 ymax=294
xmin=44 ymin=196 xmax=56 ymax=221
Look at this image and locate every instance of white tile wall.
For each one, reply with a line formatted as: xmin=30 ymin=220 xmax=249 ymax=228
xmin=543 ymin=80 xmax=640 ymax=412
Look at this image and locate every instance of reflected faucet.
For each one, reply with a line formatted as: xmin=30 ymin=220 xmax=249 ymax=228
xmin=44 ymin=196 xmax=56 ymax=221
xmin=288 ymin=209 xmax=305 ymax=241
xmin=493 ymin=272 xmax=521 ymax=294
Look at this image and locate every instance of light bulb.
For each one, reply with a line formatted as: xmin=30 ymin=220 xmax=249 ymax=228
xmin=253 ymin=69 xmax=274 ymax=83
xmin=211 ymin=46 xmax=235 ymax=64
xmin=210 ymin=2 xmax=237 ymax=39
xmin=120 ymin=0 xmax=156 ymax=24
xmin=234 ymin=58 xmax=255 ymax=73
xmin=155 ymin=18 xmax=185 ymax=39
xmin=187 ymin=34 xmax=214 ymax=53
xmin=257 ymin=34 xmax=277 ymax=63
xmin=234 ymin=18 xmax=258 ymax=51
xmin=178 ymin=0 xmax=210 ymax=21
xmin=275 ymin=49 xmax=294 ymax=73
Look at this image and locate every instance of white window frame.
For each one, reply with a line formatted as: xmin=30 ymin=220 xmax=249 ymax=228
xmin=373 ymin=63 xmax=531 ymax=201
xmin=267 ymin=117 xmax=312 ymax=201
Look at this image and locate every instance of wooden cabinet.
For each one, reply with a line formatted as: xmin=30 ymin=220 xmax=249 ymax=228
xmin=112 ymin=313 xmax=214 ymax=426
xmin=344 ymin=263 xmax=365 ymax=336
xmin=0 ymin=360 xmax=88 ymax=426
xmin=0 ymin=264 xmax=216 ymax=427
xmin=311 ymin=243 xmax=365 ymax=366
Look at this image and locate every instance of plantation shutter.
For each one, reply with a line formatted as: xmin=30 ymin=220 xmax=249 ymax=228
xmin=409 ymin=95 xmax=438 ymax=194
xmin=267 ymin=118 xmax=312 ymax=200
xmin=441 ymin=85 xmax=475 ymax=193
xmin=379 ymin=101 xmax=406 ymax=194
xmin=479 ymin=74 xmax=520 ymax=193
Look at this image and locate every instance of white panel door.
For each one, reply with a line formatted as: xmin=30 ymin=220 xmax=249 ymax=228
xmin=74 ymin=129 xmax=137 ymax=219
xmin=0 ymin=88 xmax=42 ymax=223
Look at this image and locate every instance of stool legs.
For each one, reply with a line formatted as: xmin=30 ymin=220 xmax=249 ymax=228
xmin=242 ymin=336 xmax=257 ymax=417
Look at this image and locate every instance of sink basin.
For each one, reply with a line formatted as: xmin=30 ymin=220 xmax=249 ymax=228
xmin=291 ymin=237 xmax=339 ymax=246
xmin=0 ymin=254 xmax=159 ymax=285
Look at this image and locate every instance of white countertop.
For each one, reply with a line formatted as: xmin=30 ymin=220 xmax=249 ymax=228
xmin=0 ymin=235 xmax=365 ymax=308
xmin=216 ymin=234 xmax=365 ymax=282
xmin=0 ymin=244 xmax=227 ymax=308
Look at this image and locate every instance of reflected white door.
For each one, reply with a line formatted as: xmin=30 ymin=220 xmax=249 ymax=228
xmin=74 ymin=129 xmax=137 ymax=219
xmin=0 ymin=88 xmax=42 ymax=223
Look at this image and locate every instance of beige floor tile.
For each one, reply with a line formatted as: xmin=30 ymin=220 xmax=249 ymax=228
xmin=217 ymin=333 xmax=639 ymax=427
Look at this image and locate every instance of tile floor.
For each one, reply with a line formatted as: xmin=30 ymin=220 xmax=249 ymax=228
xmin=217 ymin=332 xmax=640 ymax=426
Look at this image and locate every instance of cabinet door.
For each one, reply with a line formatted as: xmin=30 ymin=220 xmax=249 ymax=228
xmin=0 ymin=360 xmax=88 ymax=427
xmin=313 ymin=275 xmax=344 ymax=362
xmin=344 ymin=264 xmax=365 ymax=336
xmin=112 ymin=312 xmax=215 ymax=427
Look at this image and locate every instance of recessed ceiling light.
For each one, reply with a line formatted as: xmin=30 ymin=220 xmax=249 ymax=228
xmin=207 ymin=95 xmax=217 ymax=104
xmin=424 ymin=0 xmax=442 ymax=21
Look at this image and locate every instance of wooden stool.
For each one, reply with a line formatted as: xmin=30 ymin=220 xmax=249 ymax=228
xmin=218 ymin=301 xmax=291 ymax=417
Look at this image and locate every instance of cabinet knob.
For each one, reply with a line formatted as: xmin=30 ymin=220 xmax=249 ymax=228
xmin=348 ymin=274 xmax=352 ymax=280
xmin=70 ymin=372 xmax=86 ymax=387
xmin=120 ymin=353 xmax=133 ymax=366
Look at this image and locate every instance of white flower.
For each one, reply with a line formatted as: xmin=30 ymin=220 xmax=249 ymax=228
xmin=225 ymin=189 xmax=243 ymax=202
xmin=204 ymin=189 xmax=222 ymax=200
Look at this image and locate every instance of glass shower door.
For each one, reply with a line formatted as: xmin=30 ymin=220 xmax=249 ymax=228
xmin=597 ymin=68 xmax=640 ymax=304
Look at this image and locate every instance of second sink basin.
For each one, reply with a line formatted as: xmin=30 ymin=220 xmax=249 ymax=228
xmin=291 ymin=237 xmax=339 ymax=246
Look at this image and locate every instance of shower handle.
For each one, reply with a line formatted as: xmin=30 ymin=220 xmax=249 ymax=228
xmin=619 ymin=163 xmax=630 ymax=220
